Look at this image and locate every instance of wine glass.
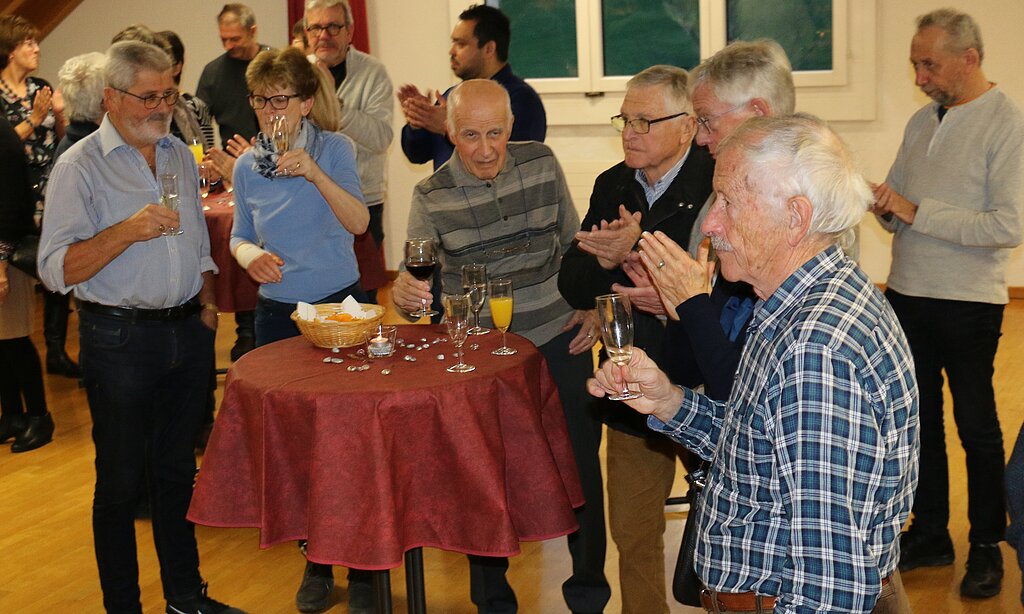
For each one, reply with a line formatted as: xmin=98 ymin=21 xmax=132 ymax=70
xmin=595 ymin=293 xmax=642 ymax=400
xmin=404 ymin=238 xmax=439 ymax=318
xmin=157 ymin=173 xmax=184 ymax=236
xmin=461 ymin=263 xmax=490 ymax=335
xmin=271 ymin=115 xmax=290 ymax=176
xmin=489 ymin=278 xmax=516 ymax=356
xmin=443 ymin=293 xmax=475 ymax=373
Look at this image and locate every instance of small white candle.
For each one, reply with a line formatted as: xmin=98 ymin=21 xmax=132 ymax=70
xmin=368 ymin=335 xmax=393 ymax=357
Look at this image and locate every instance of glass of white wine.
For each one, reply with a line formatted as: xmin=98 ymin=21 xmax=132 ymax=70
xmin=461 ymin=263 xmax=489 ymax=335
xmin=596 ymin=293 xmax=642 ymax=400
xmin=489 ymin=278 xmax=516 ymax=356
xmin=443 ymin=293 xmax=475 ymax=373
xmin=157 ymin=173 xmax=184 ymax=236
xmin=271 ymin=115 xmax=290 ymax=176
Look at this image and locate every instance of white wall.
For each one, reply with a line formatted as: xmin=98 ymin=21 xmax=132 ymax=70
xmin=37 ymin=0 xmax=1024 ymax=285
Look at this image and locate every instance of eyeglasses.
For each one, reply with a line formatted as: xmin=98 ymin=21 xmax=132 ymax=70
xmin=305 ymin=22 xmax=347 ymax=37
xmin=113 ymin=87 xmax=179 ymax=109
xmin=248 ymin=93 xmax=303 ymax=110
xmin=695 ymin=103 xmax=748 ymax=133
xmin=610 ymin=112 xmax=688 ymax=134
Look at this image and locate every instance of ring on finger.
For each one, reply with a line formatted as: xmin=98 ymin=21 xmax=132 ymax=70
xmin=158 ymin=224 xmax=166 ymax=233
xmin=657 ymin=260 xmax=666 ymax=269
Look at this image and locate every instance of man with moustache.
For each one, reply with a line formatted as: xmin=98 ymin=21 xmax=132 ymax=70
xmin=304 ymin=0 xmax=393 ymax=304
xmin=590 ymin=114 xmax=918 ymax=614
xmin=38 ymin=41 xmax=242 ymax=614
xmin=397 ymin=3 xmax=545 ymax=170
xmin=873 ymin=8 xmax=1024 ymax=599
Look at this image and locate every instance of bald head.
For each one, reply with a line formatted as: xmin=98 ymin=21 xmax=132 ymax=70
xmin=447 ymin=80 xmax=515 ymax=180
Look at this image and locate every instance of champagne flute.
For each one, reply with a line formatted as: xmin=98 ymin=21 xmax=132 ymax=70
xmin=443 ymin=293 xmax=475 ymax=373
xmin=404 ymin=238 xmax=438 ymax=318
xmin=188 ymin=138 xmax=204 ymax=166
xmin=271 ymin=115 xmax=290 ymax=176
xmin=595 ymin=293 xmax=642 ymax=400
xmin=489 ymin=278 xmax=516 ymax=356
xmin=461 ymin=263 xmax=490 ymax=335
xmin=157 ymin=173 xmax=184 ymax=236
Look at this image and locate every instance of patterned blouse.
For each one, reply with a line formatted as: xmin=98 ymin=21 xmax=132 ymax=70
xmin=0 ymin=76 xmax=59 ymax=203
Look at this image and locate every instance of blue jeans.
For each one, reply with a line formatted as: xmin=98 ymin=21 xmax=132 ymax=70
xmin=885 ymin=290 xmax=1006 ymax=543
xmin=255 ymin=282 xmax=368 ymax=347
xmin=79 ymin=310 xmax=215 ymax=613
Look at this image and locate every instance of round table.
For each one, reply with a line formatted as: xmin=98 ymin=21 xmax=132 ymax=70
xmin=188 ymin=325 xmax=583 ymax=611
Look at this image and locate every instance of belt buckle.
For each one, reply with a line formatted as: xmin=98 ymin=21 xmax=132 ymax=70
xmin=700 ymin=587 xmax=723 ymax=613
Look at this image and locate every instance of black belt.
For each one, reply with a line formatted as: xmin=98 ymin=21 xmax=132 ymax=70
xmin=78 ymin=297 xmax=201 ymax=322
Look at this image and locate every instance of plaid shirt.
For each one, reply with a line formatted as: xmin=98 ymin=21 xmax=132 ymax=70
xmin=650 ymin=246 xmax=919 ymax=612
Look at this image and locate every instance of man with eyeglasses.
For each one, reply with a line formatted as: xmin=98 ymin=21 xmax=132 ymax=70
xmin=392 ymin=79 xmax=607 ymax=614
xmin=302 ymin=0 xmax=392 ymax=306
xmin=558 ymin=64 xmax=715 ymax=614
xmin=38 ymin=41 xmax=244 ymax=614
xmin=397 ymin=3 xmax=546 ymax=171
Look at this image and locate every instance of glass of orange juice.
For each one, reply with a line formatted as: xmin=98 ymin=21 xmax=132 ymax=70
xmin=489 ymin=278 xmax=516 ymax=356
xmin=188 ymin=138 xmax=204 ymax=166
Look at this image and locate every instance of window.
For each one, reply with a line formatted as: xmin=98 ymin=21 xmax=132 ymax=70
xmin=452 ymin=0 xmax=874 ymax=123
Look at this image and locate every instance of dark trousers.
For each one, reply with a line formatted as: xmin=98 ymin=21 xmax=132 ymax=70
xmin=0 ymin=336 xmax=48 ymax=417
xmin=79 ymin=311 xmax=215 ymax=613
xmin=886 ymin=290 xmax=1006 ymax=543
xmin=1006 ymin=422 xmax=1024 ymax=605
xmin=469 ymin=329 xmax=611 ymax=613
xmin=254 ymin=282 xmax=368 ymax=348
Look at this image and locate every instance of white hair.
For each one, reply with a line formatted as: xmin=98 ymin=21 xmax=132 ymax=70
xmin=58 ymin=52 xmax=107 ymax=123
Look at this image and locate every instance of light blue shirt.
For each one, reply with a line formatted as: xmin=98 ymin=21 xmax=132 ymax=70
xmin=634 ymin=146 xmax=690 ymax=208
xmin=39 ymin=115 xmax=216 ymax=309
xmin=230 ymin=130 xmax=364 ymax=304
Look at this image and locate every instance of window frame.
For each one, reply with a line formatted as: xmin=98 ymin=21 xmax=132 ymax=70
xmin=449 ymin=0 xmax=875 ymax=123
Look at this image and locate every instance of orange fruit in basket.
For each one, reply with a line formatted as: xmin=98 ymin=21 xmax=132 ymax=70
xmin=326 ymin=312 xmax=356 ymax=322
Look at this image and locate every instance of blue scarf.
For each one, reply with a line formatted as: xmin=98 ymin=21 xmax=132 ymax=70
xmin=250 ymin=118 xmax=325 ymax=179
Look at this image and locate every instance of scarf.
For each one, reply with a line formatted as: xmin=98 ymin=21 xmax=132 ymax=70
xmin=250 ymin=117 xmax=324 ymax=179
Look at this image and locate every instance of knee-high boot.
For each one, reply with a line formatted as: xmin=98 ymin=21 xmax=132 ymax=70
xmin=44 ymin=290 xmax=80 ymax=378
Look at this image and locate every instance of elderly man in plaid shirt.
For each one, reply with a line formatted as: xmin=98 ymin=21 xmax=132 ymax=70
xmin=589 ymin=114 xmax=919 ymax=614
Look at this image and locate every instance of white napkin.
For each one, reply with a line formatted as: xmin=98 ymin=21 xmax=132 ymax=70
xmin=296 ymin=301 xmax=317 ymax=321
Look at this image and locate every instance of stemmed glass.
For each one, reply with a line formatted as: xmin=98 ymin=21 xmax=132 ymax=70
xmin=157 ymin=173 xmax=184 ymax=236
xmin=404 ymin=238 xmax=438 ymax=318
xmin=595 ymin=293 xmax=643 ymax=400
xmin=489 ymin=278 xmax=516 ymax=356
xmin=461 ymin=263 xmax=490 ymax=335
xmin=443 ymin=293 xmax=475 ymax=373
xmin=271 ymin=115 xmax=290 ymax=176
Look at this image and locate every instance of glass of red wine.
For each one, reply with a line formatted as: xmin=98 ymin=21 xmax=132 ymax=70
xmin=405 ymin=238 xmax=439 ymax=318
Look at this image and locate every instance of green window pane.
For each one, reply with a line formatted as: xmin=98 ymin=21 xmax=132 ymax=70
xmin=602 ymin=0 xmax=700 ymax=77
xmin=487 ymin=0 xmax=578 ymax=79
xmin=726 ymin=0 xmax=832 ymax=71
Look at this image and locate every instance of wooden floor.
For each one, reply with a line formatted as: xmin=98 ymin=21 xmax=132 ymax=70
xmin=0 ymin=290 xmax=1022 ymax=613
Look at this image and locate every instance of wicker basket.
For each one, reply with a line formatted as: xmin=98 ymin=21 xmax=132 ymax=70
xmin=290 ymin=303 xmax=386 ymax=349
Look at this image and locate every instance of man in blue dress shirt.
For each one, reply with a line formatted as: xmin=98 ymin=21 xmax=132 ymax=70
xmin=39 ymin=41 xmax=242 ymax=614
xmin=590 ymin=115 xmax=919 ymax=613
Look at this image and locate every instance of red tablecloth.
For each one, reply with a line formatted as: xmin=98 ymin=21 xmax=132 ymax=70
xmin=203 ymin=190 xmax=258 ymax=313
xmin=188 ymin=325 xmax=584 ymax=569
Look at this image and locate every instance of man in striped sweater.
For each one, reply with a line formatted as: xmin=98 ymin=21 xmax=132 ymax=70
xmin=392 ymin=79 xmax=610 ymax=614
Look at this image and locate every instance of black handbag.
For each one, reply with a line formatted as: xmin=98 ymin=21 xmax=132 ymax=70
xmin=672 ymin=463 xmax=708 ymax=606
xmin=9 ymin=233 xmax=39 ymax=280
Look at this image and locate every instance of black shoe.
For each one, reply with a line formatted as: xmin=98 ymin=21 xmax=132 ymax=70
xmin=0 ymin=413 xmax=27 ymax=443
xmin=46 ymin=350 xmax=81 ymax=378
xmin=166 ymin=583 xmax=246 ymax=614
xmin=230 ymin=334 xmax=255 ymax=362
xmin=347 ymin=577 xmax=374 ymax=614
xmin=296 ymin=562 xmax=334 ymax=613
xmin=898 ymin=528 xmax=954 ymax=572
xmin=11 ymin=413 xmax=54 ymax=453
xmin=960 ymin=543 xmax=1003 ymax=598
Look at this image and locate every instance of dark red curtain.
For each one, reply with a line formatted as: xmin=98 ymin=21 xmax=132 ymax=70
xmin=288 ymin=0 xmax=370 ymax=53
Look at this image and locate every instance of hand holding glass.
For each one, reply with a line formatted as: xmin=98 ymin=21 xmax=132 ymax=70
xmin=271 ymin=115 xmax=290 ymax=176
xmin=461 ymin=263 xmax=489 ymax=335
xmin=596 ymin=293 xmax=642 ymax=400
xmin=443 ymin=293 xmax=475 ymax=373
xmin=489 ymin=279 xmax=516 ymax=356
xmin=157 ymin=173 xmax=184 ymax=236
xmin=404 ymin=239 xmax=438 ymax=318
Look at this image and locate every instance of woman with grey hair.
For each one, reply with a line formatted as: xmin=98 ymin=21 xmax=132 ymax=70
xmin=54 ymin=52 xmax=105 ymax=159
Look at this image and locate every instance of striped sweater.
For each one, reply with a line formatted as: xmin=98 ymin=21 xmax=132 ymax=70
xmin=407 ymin=141 xmax=579 ymax=346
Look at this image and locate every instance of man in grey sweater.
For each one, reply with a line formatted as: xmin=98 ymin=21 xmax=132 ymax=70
xmin=872 ymin=8 xmax=1024 ymax=600
xmin=305 ymin=0 xmax=394 ymax=304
